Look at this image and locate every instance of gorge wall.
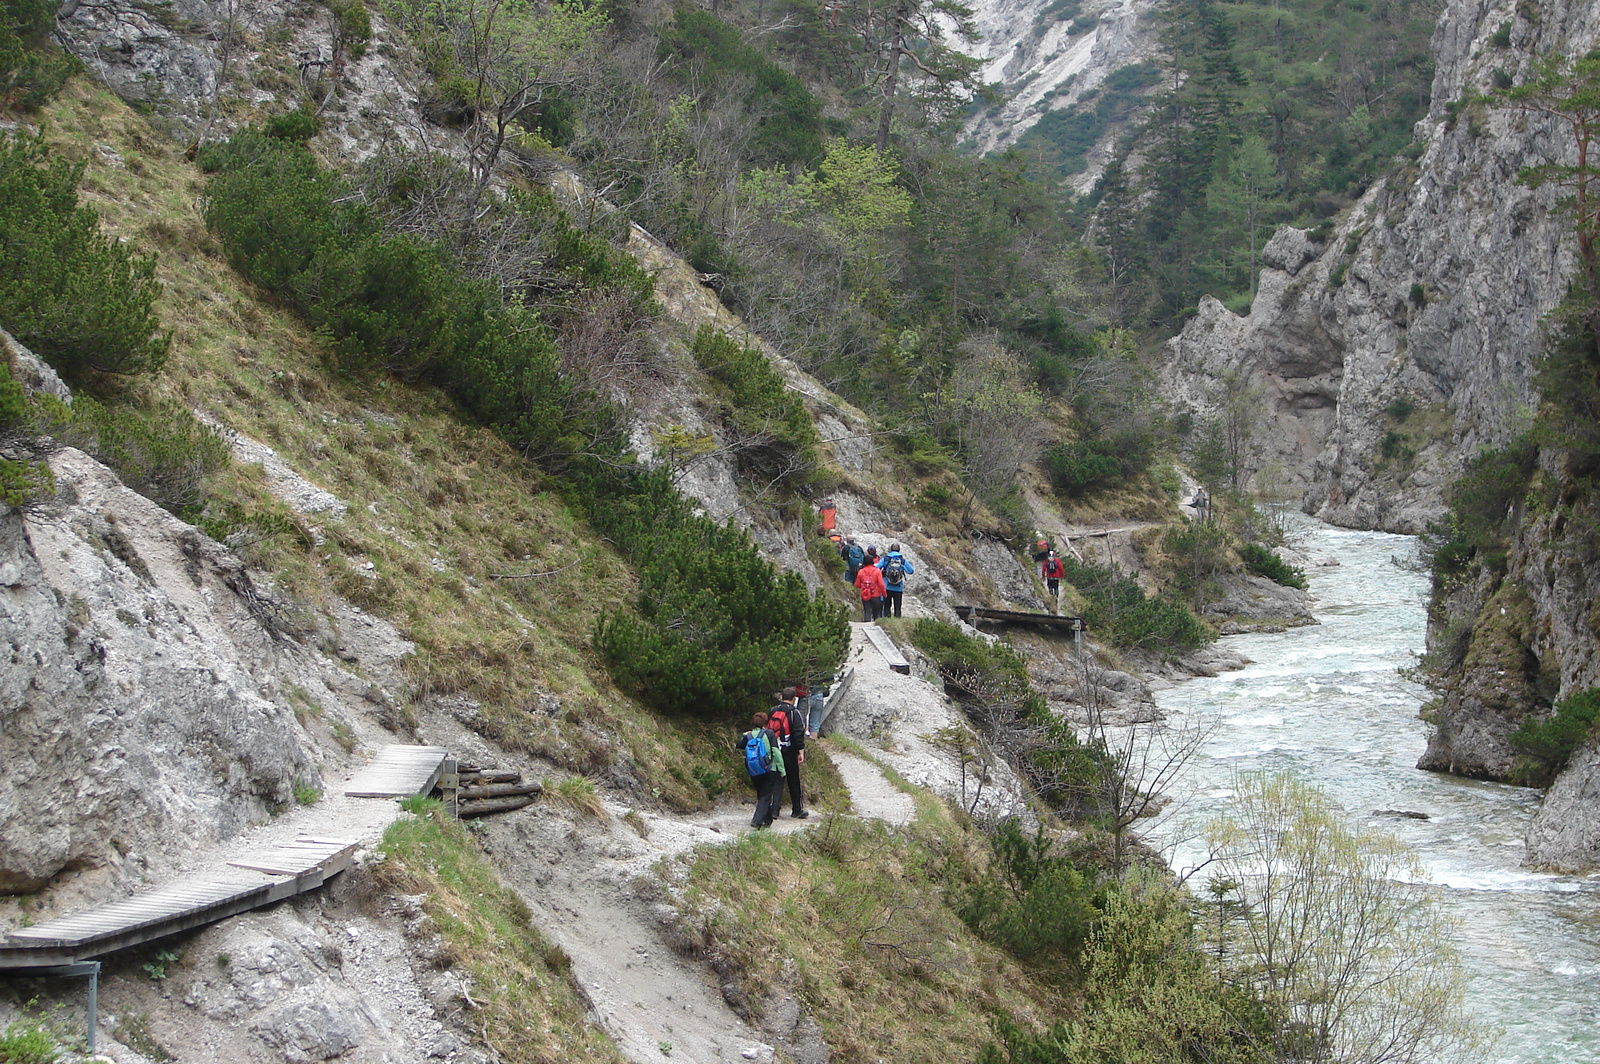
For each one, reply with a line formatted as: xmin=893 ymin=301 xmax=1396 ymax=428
xmin=1162 ymin=0 xmax=1600 ymax=869
xmin=1162 ymin=0 xmax=1600 ymax=534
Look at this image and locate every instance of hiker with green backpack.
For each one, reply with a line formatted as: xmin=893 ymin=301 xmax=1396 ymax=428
xmin=742 ymin=711 xmax=785 ymax=828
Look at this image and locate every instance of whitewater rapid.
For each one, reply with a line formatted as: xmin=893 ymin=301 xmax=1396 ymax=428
xmin=1148 ymin=521 xmax=1600 ymax=1063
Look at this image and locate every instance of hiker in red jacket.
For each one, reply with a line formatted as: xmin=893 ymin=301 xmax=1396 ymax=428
xmin=1041 ymin=549 xmax=1067 ymax=614
xmin=855 ymin=548 xmax=886 ymax=621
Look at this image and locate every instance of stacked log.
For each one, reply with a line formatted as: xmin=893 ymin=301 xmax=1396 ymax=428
xmin=440 ymin=766 xmax=542 ymax=818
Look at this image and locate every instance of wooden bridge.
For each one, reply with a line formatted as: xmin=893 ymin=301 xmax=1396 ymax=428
xmin=0 ymin=744 xmax=451 ymax=1050
xmin=954 ymin=605 xmax=1085 ymax=631
xmin=0 ymin=745 xmax=448 ymax=970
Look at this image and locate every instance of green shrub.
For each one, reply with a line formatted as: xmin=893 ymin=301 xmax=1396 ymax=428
xmin=0 ymin=0 xmax=80 ymax=110
xmin=1490 ymin=21 xmax=1512 ymax=47
xmin=959 ymin=819 xmax=1098 ymax=972
xmin=0 ymin=360 xmax=26 ymax=426
xmin=1386 ymin=396 xmax=1415 ymax=421
xmin=202 ymin=131 xmax=593 ymax=460
xmin=1058 ymin=557 xmax=1211 ymax=652
xmin=1241 ymin=542 xmax=1307 ymax=589
xmin=1045 ymin=431 xmax=1154 ymax=497
xmin=691 ymin=325 xmax=819 ymax=488
xmin=0 ymin=132 xmax=170 ymax=387
xmin=0 ymin=1015 xmax=62 ymax=1064
xmin=1510 ymin=687 xmax=1600 ymax=786
xmin=582 ymin=464 xmax=847 ymax=717
xmin=658 ymin=9 xmax=824 ymax=167
xmin=32 ymin=396 xmax=230 ymax=512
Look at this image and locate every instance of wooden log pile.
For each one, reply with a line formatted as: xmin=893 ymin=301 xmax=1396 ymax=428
xmin=440 ymin=766 xmax=542 ymax=818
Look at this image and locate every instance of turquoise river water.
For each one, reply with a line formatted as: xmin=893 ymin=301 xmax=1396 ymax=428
xmin=1148 ymin=521 xmax=1600 ymax=1063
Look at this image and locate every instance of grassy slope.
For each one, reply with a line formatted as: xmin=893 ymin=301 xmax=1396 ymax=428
xmin=37 ymin=77 xmax=743 ymax=811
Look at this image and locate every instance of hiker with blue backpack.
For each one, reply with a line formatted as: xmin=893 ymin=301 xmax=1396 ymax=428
xmin=742 ymin=711 xmax=785 ymax=828
xmin=875 ymin=542 xmax=914 ymax=618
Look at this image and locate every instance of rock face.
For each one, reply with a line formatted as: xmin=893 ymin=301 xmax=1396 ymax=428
xmin=1162 ymin=0 xmax=1600 ymax=535
xmin=0 ymin=447 xmax=408 ymax=895
xmin=963 ymin=0 xmax=1163 ymax=190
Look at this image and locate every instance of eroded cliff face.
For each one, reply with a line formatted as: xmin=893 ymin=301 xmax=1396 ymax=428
xmin=1162 ymin=0 xmax=1600 ymax=535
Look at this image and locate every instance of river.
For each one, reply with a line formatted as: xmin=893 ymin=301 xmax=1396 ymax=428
xmin=1149 ymin=520 xmax=1600 ymax=1063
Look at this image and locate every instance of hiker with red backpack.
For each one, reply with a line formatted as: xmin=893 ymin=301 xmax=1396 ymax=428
xmin=854 ymin=547 xmax=886 ymax=620
xmin=742 ymin=711 xmax=785 ymax=828
xmin=768 ymin=688 xmax=808 ymax=819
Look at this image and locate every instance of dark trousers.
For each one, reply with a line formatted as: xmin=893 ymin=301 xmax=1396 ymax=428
xmin=751 ymin=771 xmax=782 ymax=826
xmin=781 ymin=749 xmax=804 ymax=814
xmin=862 ymin=596 xmax=883 ymax=621
xmin=884 ymin=589 xmax=903 ymax=617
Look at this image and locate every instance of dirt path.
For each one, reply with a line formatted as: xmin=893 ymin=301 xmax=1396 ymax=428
xmin=479 ymin=727 xmax=925 ymax=1064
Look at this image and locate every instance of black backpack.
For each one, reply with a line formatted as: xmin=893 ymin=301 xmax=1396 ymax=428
xmin=883 ymin=556 xmax=905 ymax=584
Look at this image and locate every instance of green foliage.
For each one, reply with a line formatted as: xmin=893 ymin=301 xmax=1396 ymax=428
xmin=0 ymin=131 xmax=170 ymax=387
xmin=977 ymin=871 xmax=1278 ymax=1064
xmin=32 ymin=395 xmax=230 ymax=513
xmin=202 ymin=130 xmax=638 ymax=460
xmin=958 ymin=820 xmax=1098 ymax=974
xmin=0 ymin=1014 xmax=63 ymax=1064
xmin=325 ymin=0 xmax=372 ymax=59
xmin=1490 ymin=22 xmax=1512 ymax=47
xmin=1386 ymin=395 xmax=1415 ymax=421
xmin=1058 ymin=556 xmax=1211 ymax=652
xmin=581 ymin=463 xmax=848 ymax=718
xmin=1045 ymin=431 xmax=1154 ymax=497
xmin=263 ymin=107 xmax=324 ymax=142
xmin=1408 ymin=282 xmax=1428 ymax=309
xmin=0 ymin=360 xmax=26 ymax=426
xmin=0 ymin=455 xmax=51 ymax=507
xmin=1510 ymin=687 xmax=1600 ymax=786
xmin=659 ymin=9 xmax=824 ymax=166
xmin=0 ymin=0 xmax=80 ymax=110
xmin=690 ymin=325 xmax=819 ymax=488
xmin=1240 ymin=541 xmax=1306 ymax=589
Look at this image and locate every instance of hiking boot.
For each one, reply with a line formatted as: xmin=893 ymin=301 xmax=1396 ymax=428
xmin=792 ymin=810 xmax=809 ymax=819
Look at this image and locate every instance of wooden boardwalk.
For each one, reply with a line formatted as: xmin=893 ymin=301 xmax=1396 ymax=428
xmin=861 ymin=625 xmax=910 ymax=674
xmin=344 ymin=744 xmax=450 ymax=798
xmin=0 ymin=837 xmax=356 ymax=968
xmin=954 ymin=605 xmax=1086 ymax=633
xmin=2 ymin=743 xmax=451 ymax=971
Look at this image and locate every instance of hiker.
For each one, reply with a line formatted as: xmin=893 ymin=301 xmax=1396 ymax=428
xmin=1032 ymin=539 xmax=1053 ymax=563
xmin=743 ymin=710 xmax=784 ymax=828
xmin=855 ymin=547 xmax=886 ymax=620
xmin=1041 ymin=549 xmax=1067 ymax=614
xmin=769 ymin=688 xmax=808 ymax=818
xmin=801 ymin=677 xmax=828 ymax=737
xmin=841 ymin=534 xmax=865 ymax=583
xmin=818 ymin=498 xmax=837 ymax=536
xmin=875 ymin=542 xmax=914 ymax=618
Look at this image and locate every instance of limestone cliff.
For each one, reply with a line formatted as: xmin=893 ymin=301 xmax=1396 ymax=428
xmin=1161 ymin=0 xmax=1600 ymax=870
xmin=1162 ymin=0 xmax=1600 ymax=535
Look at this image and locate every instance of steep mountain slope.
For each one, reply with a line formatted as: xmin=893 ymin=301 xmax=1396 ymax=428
xmin=963 ymin=0 xmax=1162 ymax=190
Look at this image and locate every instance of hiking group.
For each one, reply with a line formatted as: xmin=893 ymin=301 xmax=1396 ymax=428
xmin=743 ymin=686 xmax=813 ymax=828
xmin=841 ymin=535 xmax=914 ymax=621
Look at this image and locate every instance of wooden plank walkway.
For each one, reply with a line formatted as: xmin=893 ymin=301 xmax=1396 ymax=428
xmin=343 ymin=744 xmax=450 ymax=798
xmin=954 ymin=606 xmax=1086 ymax=632
xmin=0 ymin=837 xmax=357 ymax=968
xmin=861 ymin=624 xmax=910 ymax=674
xmin=2 ymin=741 xmax=453 ymax=970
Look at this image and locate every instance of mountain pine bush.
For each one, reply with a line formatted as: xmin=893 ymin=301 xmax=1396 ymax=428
xmin=0 ymin=131 xmax=170 ymax=387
